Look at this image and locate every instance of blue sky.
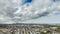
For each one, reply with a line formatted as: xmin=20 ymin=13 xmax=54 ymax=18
xmin=22 ymin=14 xmax=60 ymax=24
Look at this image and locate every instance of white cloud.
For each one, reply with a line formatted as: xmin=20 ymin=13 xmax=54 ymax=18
xmin=0 ymin=0 xmax=60 ymax=24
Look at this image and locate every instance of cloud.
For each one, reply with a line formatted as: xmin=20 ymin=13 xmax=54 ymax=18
xmin=0 ymin=0 xmax=60 ymax=24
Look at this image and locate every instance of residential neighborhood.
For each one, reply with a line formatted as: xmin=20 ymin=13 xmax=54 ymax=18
xmin=0 ymin=24 xmax=60 ymax=34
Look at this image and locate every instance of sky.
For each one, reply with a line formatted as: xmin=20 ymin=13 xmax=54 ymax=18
xmin=0 ymin=0 xmax=60 ymax=24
